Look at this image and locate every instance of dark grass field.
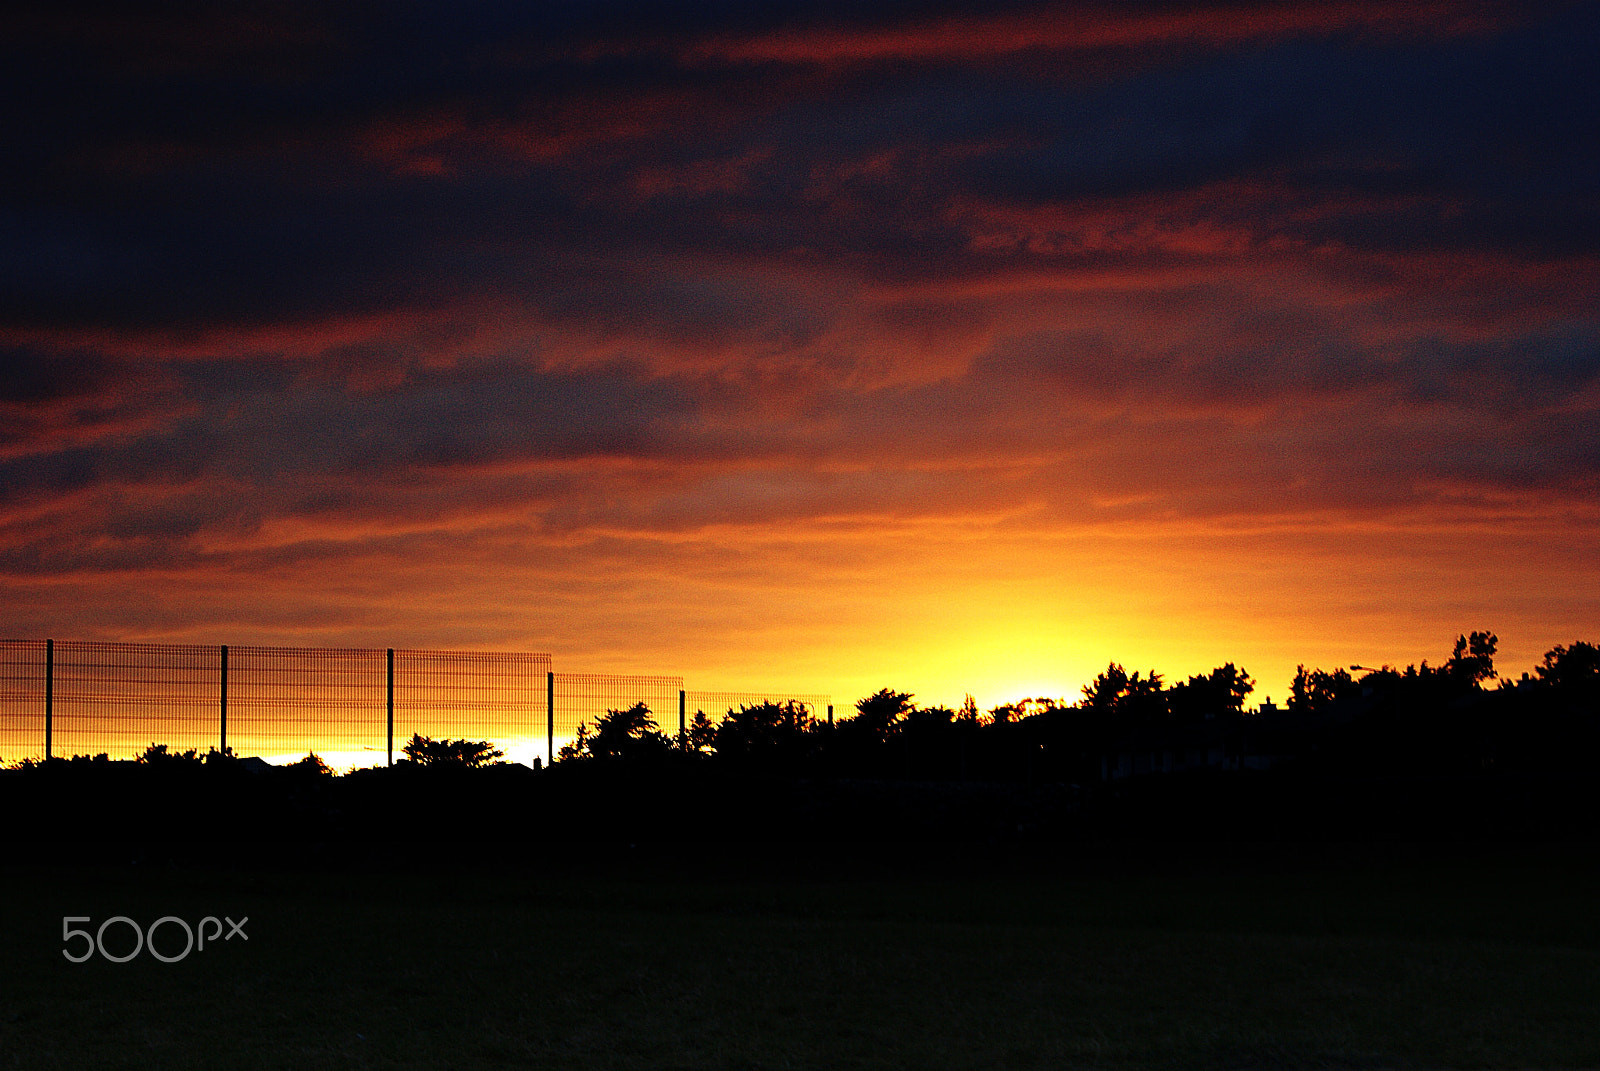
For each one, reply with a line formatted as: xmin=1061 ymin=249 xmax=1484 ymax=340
xmin=3 ymin=841 xmax=1600 ymax=1069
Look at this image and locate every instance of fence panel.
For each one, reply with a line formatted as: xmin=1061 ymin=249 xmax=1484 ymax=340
xmin=50 ymin=641 xmax=222 ymax=760
xmin=394 ymin=649 xmax=552 ymax=768
xmin=0 ymin=640 xmax=48 ymax=762
xmin=228 ymin=645 xmax=387 ymax=768
xmin=553 ymin=672 xmax=684 ymax=756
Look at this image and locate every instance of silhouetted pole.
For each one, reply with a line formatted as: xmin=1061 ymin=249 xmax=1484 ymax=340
xmin=825 ymin=703 xmax=835 ymax=777
xmin=219 ymin=644 xmax=228 ymax=755
xmin=547 ymin=671 xmax=555 ymax=766
xmin=678 ymin=689 xmax=686 ymax=747
xmin=386 ymin=648 xmax=395 ymax=767
xmin=44 ymin=638 xmax=53 ymax=760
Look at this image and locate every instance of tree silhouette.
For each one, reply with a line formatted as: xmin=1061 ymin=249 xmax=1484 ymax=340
xmin=850 ymin=688 xmax=913 ymax=741
xmin=988 ymin=702 xmax=1020 ymax=724
xmin=1169 ymin=664 xmax=1255 ymax=723
xmin=1289 ymin=665 xmax=1358 ymax=713
xmin=563 ymin=702 xmax=674 ymax=761
xmin=401 ymin=734 xmax=505 ymax=767
xmin=713 ymin=700 xmax=814 ymax=759
xmin=1082 ymin=663 xmax=1165 ymax=727
xmin=1081 ymin=664 xmax=1130 ymax=712
xmin=556 ymin=723 xmax=592 ymax=762
xmin=904 ymin=704 xmax=956 ymax=731
xmin=1537 ymin=642 xmax=1600 ymax=690
xmin=685 ymin=709 xmax=718 ymax=754
xmin=137 ymin=742 xmax=200 ymax=765
xmin=1208 ymin=663 xmax=1255 ymax=711
xmin=1445 ymin=631 xmax=1498 ymax=688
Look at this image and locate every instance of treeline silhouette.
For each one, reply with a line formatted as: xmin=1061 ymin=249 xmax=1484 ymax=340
xmin=549 ymin=632 xmax=1600 ymax=783
xmin=5 ymin=631 xmax=1599 ymax=853
xmin=544 ymin=662 xmax=1261 ymax=784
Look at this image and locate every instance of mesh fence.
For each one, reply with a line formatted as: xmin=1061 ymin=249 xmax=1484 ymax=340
xmin=553 ymin=672 xmax=684 ymax=754
xmin=394 ymin=649 xmax=552 ymax=768
xmin=51 ymin=641 xmax=224 ymax=760
xmin=0 ymin=640 xmax=828 ymax=768
xmin=0 ymin=640 xmax=48 ymax=763
xmin=228 ymin=646 xmax=387 ymax=765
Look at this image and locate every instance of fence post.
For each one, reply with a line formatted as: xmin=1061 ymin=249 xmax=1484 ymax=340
xmin=44 ymin=638 xmax=53 ymax=760
xmin=386 ymin=648 xmax=395 ymax=767
xmin=827 ymin=703 xmax=834 ymax=728
xmin=678 ymin=689 xmax=686 ymax=748
xmin=546 ymin=671 xmax=555 ymax=766
xmin=219 ymin=644 xmax=228 ymax=756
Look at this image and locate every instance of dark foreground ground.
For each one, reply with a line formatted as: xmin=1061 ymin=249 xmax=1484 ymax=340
xmin=3 ymin=838 xmax=1600 ymax=1070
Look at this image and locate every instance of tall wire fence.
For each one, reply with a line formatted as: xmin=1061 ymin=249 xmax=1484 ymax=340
xmin=230 ymin=646 xmax=389 ymax=763
xmin=51 ymin=641 xmax=223 ymax=760
xmin=0 ymin=640 xmax=46 ymax=763
xmin=0 ymin=639 xmax=829 ymax=769
xmin=553 ymin=672 xmax=684 ymax=748
xmin=396 ymin=649 xmax=552 ymax=767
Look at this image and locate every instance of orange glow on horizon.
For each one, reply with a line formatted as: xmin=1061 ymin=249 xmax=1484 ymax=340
xmin=8 ymin=504 xmax=1589 ymax=731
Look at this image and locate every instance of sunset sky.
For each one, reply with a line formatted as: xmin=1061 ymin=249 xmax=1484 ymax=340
xmin=3 ymin=0 xmax=1597 ymax=712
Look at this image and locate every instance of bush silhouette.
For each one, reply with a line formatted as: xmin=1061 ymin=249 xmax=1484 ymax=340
xmin=849 ymin=688 xmax=913 ymax=741
xmin=288 ymin=751 xmax=335 ymax=777
xmin=685 ymin=709 xmax=718 ymax=754
xmin=401 ymin=734 xmax=505 ymax=767
xmin=559 ymin=702 xmax=673 ymax=761
xmin=713 ymin=700 xmax=814 ymax=759
xmin=1537 ymin=642 xmax=1600 ymax=691
xmin=137 ymin=742 xmax=201 ymax=765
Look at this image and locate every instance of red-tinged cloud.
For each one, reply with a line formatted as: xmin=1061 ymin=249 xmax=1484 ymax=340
xmin=347 ymin=86 xmax=760 ymax=176
xmin=680 ymin=1 xmax=1520 ymax=67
